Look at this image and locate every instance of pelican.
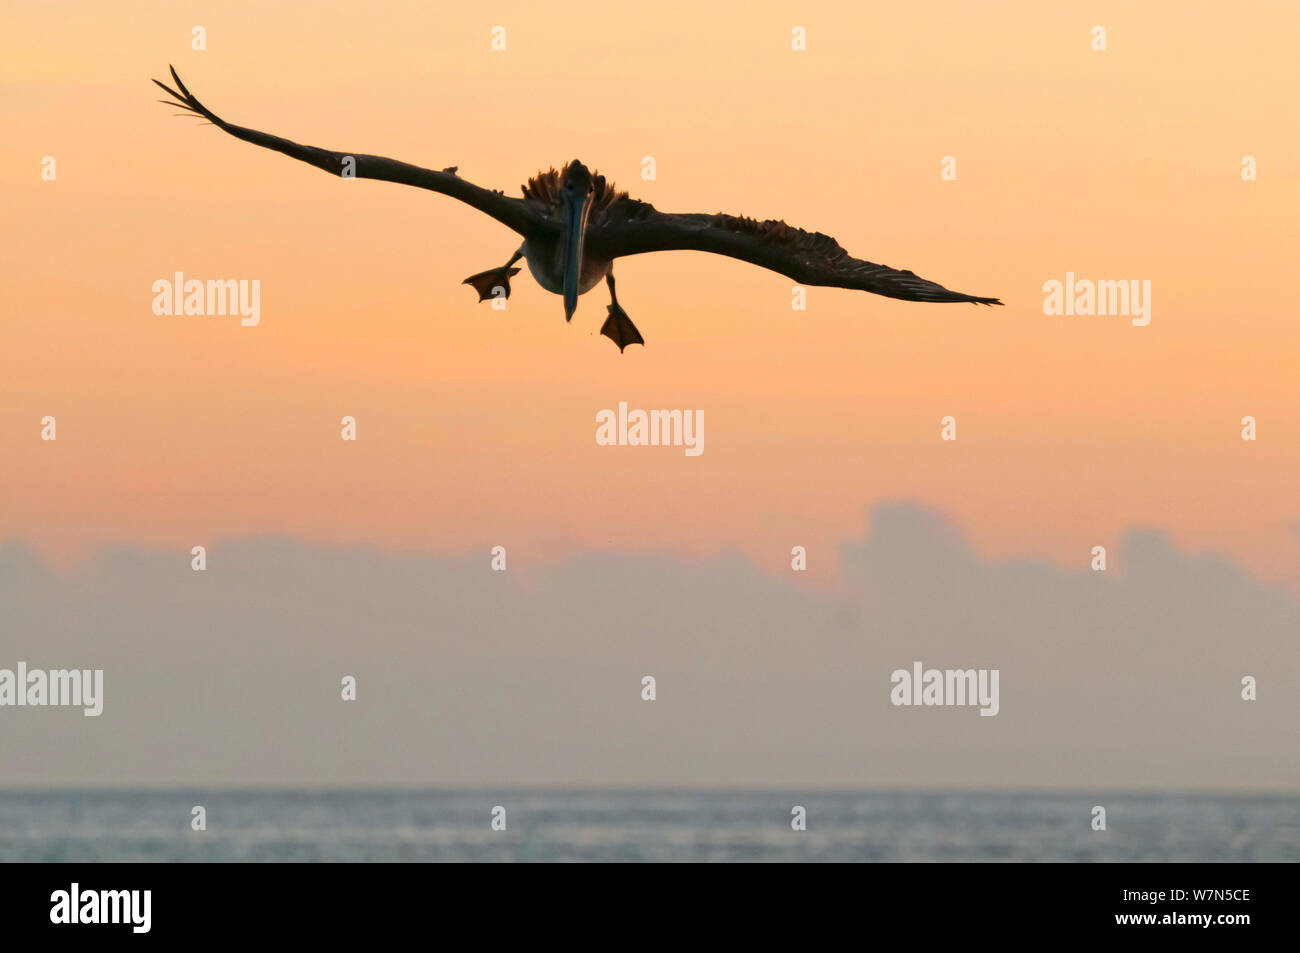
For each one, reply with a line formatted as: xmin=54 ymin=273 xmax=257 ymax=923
xmin=154 ymin=67 xmax=1001 ymax=351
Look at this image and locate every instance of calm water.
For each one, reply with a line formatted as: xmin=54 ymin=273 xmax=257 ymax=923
xmin=1 ymin=790 xmax=1296 ymax=862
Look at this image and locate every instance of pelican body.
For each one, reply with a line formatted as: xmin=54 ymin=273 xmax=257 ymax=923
xmin=154 ymin=66 xmax=1001 ymax=352
xmin=461 ymin=161 xmax=642 ymax=348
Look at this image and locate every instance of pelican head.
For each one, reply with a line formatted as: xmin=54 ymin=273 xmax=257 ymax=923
xmin=559 ymin=160 xmax=595 ymax=321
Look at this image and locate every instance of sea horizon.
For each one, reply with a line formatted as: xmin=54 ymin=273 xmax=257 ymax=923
xmin=3 ymin=788 xmax=1296 ymax=862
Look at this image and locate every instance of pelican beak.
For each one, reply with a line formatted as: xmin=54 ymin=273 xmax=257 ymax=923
xmin=562 ymin=189 xmax=593 ymax=321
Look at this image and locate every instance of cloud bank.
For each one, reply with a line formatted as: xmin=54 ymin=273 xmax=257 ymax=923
xmin=1 ymin=503 xmax=1294 ymax=790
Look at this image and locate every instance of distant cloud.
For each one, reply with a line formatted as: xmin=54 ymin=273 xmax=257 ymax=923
xmin=1 ymin=503 xmax=1295 ymax=791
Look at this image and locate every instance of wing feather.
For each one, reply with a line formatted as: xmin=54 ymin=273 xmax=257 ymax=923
xmin=586 ymin=202 xmax=1001 ymax=305
xmin=153 ymin=66 xmax=548 ymax=238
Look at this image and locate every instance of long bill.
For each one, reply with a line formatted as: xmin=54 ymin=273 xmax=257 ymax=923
xmin=562 ymin=191 xmax=593 ymax=321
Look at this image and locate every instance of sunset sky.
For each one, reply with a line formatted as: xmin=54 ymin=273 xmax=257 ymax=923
xmin=4 ymin=0 xmax=1298 ymax=589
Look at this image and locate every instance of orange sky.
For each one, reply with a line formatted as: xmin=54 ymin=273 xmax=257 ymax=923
xmin=3 ymin=0 xmax=1298 ymax=585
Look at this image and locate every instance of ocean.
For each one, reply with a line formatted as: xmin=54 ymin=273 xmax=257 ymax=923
xmin=1 ymin=790 xmax=1296 ymax=862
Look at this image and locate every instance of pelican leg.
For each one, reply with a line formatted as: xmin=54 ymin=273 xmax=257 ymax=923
xmin=463 ymin=247 xmax=523 ymax=303
xmin=600 ymin=272 xmax=645 ymax=352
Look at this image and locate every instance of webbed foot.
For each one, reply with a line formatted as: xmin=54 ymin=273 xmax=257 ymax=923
xmin=600 ymin=302 xmax=645 ymax=352
xmin=462 ymin=266 xmax=521 ymax=303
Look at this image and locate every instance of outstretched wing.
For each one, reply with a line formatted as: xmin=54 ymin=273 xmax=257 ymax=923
xmin=585 ymin=203 xmax=1001 ymax=305
xmin=153 ymin=66 xmax=549 ymax=238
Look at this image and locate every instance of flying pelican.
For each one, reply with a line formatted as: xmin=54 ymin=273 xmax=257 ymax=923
xmin=154 ymin=67 xmax=1001 ymax=351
